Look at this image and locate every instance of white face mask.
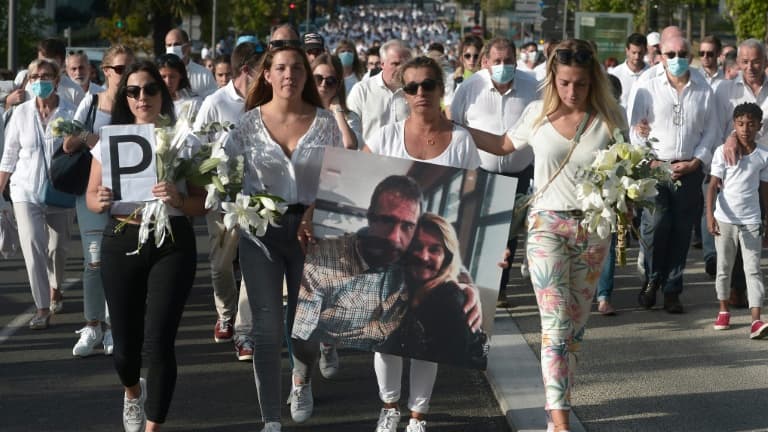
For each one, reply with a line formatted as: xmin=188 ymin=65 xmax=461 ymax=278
xmin=166 ymin=45 xmax=184 ymax=59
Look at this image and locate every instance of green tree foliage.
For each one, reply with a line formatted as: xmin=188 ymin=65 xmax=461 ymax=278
xmin=0 ymin=0 xmax=53 ymax=70
xmin=228 ymin=0 xmax=298 ymax=37
xmin=726 ymin=0 xmax=768 ymax=41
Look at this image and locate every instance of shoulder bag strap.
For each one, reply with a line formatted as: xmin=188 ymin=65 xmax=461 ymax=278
xmin=86 ymin=94 xmax=98 ymax=132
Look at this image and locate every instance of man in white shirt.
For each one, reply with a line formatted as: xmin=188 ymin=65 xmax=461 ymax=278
xmin=609 ymin=33 xmax=649 ymax=108
xmin=628 ymin=36 xmax=719 ymax=314
xmin=65 ymin=51 xmax=103 ymax=96
xmin=450 ymin=37 xmax=539 ymax=303
xmin=193 ymin=42 xmax=262 ymax=362
xmin=698 ymin=35 xmax=724 ymax=91
xmin=165 ymin=29 xmax=217 ymax=98
xmin=347 ymin=39 xmax=412 ymax=144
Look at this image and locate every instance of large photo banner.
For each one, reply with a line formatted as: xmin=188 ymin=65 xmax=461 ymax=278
xmin=292 ymin=148 xmax=518 ymax=370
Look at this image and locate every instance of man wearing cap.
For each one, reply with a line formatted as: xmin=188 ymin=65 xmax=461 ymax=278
xmin=165 ymin=28 xmax=218 ymax=97
xmin=304 ymin=33 xmax=325 ymax=63
xmin=194 ymin=42 xmax=263 ymax=362
xmin=450 ymin=37 xmax=539 ymax=305
xmin=646 ymin=31 xmax=661 ymax=65
xmin=609 ymin=33 xmax=649 ymax=108
xmin=347 ymin=39 xmax=412 ymax=144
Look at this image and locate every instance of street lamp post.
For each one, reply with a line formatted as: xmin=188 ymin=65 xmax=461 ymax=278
xmin=212 ymin=0 xmax=217 ymax=53
xmin=8 ymin=0 xmax=18 ymax=71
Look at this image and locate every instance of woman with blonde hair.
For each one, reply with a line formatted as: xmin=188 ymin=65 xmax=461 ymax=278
xmin=63 ymin=44 xmax=134 ymax=357
xmin=469 ymin=39 xmax=627 ymax=432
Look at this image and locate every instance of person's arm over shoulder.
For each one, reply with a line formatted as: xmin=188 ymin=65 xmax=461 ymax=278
xmin=694 ymin=87 xmax=719 ymax=168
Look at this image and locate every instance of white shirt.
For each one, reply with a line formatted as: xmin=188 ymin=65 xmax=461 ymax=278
xmin=86 ymin=82 xmax=105 ymax=97
xmin=1 ymin=98 xmax=76 ymax=203
xmin=450 ymin=69 xmax=538 ymax=173
xmin=509 ymin=100 xmax=614 ymax=212
xmin=366 ymin=120 xmax=481 ymax=169
xmin=346 ymin=72 xmax=409 ymax=144
xmin=73 ymin=92 xmax=111 ymax=132
xmin=628 ymin=71 xmax=719 ymax=166
xmin=711 ymin=144 xmax=768 ymax=225
xmin=715 ymin=75 xmax=768 ymax=145
xmin=344 ymin=73 xmax=359 ymax=97
xmin=226 ymin=107 xmax=343 ymax=205
xmin=193 ymin=80 xmax=245 ymax=130
xmin=699 ymin=67 xmax=724 ymax=91
xmin=186 ymin=61 xmax=217 ymax=98
xmin=533 ymin=62 xmax=547 ymax=82
xmin=609 ymin=61 xmax=649 ymax=108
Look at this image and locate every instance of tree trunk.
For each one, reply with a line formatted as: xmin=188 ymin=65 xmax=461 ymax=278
xmin=685 ymin=4 xmax=692 ymax=40
xmin=700 ymin=5 xmax=707 ymax=39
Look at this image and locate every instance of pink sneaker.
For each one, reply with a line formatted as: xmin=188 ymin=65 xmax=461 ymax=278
xmin=713 ymin=312 xmax=730 ymax=330
xmin=749 ymin=320 xmax=768 ymax=339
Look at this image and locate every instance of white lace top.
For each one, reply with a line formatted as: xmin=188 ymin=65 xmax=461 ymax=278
xmin=227 ymin=106 xmax=343 ymax=205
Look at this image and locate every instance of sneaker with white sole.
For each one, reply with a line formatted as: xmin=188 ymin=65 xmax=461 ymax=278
xmin=103 ymin=329 xmax=114 ymax=356
xmin=375 ymin=407 xmax=400 ymax=432
xmin=72 ymin=325 xmax=104 ymax=357
xmin=261 ymin=421 xmax=281 ymax=432
xmin=406 ymin=418 xmax=427 ymax=432
xmin=750 ymin=320 xmax=768 ymax=339
xmin=319 ymin=343 xmax=339 ymax=379
xmin=123 ymin=377 xmax=146 ymax=432
xmin=289 ymin=382 xmax=313 ymax=423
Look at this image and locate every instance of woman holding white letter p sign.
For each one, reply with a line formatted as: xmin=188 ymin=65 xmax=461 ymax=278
xmin=85 ymin=60 xmax=207 ymax=432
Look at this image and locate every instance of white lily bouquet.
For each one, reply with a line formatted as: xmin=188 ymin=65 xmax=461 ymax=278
xmin=115 ymin=109 xmax=199 ymax=254
xmin=49 ymin=117 xmax=86 ymax=137
xmin=195 ymin=123 xmax=287 ymax=256
xmin=575 ymin=128 xmax=676 ymax=265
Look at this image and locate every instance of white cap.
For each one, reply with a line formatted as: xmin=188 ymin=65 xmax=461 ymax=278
xmin=647 ymin=32 xmax=660 ymax=46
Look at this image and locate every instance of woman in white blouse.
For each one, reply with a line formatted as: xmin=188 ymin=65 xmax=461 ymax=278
xmin=0 ymin=58 xmax=76 ymax=330
xmin=470 ymin=39 xmax=627 ymax=432
xmin=225 ymin=45 xmax=342 ymax=432
xmin=156 ymin=53 xmax=201 ymax=120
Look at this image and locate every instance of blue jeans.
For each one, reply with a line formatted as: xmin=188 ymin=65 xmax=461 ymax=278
xmin=75 ymin=195 xmax=110 ymax=323
xmin=596 ymin=234 xmax=617 ymax=302
xmin=641 ymin=166 xmax=705 ymax=294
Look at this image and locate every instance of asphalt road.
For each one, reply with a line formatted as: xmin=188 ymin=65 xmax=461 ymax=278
xmin=0 ymin=217 xmax=509 ymax=432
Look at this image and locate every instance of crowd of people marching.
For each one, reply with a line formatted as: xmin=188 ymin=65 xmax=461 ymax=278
xmin=2 ymin=6 xmax=768 ymax=432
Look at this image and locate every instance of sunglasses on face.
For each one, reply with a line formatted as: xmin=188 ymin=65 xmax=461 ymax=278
xmin=269 ymin=39 xmax=302 ymax=50
xmin=125 ymin=82 xmax=162 ymax=99
xmin=402 ymin=78 xmax=438 ymax=95
xmin=699 ymin=50 xmax=715 ymax=58
xmin=103 ymin=65 xmax=126 ymax=75
xmin=314 ymin=74 xmax=338 ymax=87
xmin=664 ymin=51 xmax=689 ymax=59
xmin=463 ymin=52 xmax=479 ymax=60
xmin=554 ymin=49 xmax=593 ymax=65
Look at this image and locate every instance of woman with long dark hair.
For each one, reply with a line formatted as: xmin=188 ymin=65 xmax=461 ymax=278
xmin=86 ymin=60 xmax=206 ymax=432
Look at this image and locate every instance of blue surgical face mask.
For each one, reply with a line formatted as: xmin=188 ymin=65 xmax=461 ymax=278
xmin=339 ymin=51 xmax=355 ymax=67
xmin=491 ymin=64 xmax=516 ymax=84
xmin=666 ymin=57 xmax=689 ymax=77
xmin=30 ymin=80 xmax=55 ymax=99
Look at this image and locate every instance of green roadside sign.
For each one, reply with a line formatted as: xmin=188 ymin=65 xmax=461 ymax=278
xmin=574 ymin=12 xmax=633 ymax=63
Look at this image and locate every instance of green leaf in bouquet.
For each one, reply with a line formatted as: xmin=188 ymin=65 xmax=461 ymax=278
xmin=198 ymin=157 xmax=222 ymax=174
xmin=212 ymin=175 xmax=226 ymax=193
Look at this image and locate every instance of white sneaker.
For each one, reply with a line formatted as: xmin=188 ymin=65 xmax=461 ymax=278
xmin=103 ymin=329 xmax=114 ymax=356
xmin=375 ymin=407 xmax=400 ymax=432
xmin=123 ymin=377 xmax=146 ymax=432
xmin=289 ymin=381 xmax=313 ymax=423
xmin=72 ymin=325 xmax=103 ymax=357
xmin=406 ymin=418 xmax=427 ymax=432
xmin=261 ymin=422 xmax=281 ymax=432
xmin=520 ymin=257 xmax=529 ymax=279
xmin=319 ymin=343 xmax=339 ymax=379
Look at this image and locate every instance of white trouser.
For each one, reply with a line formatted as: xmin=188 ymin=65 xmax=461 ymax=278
xmin=13 ymin=201 xmax=71 ymax=309
xmin=374 ymin=352 xmax=438 ymax=414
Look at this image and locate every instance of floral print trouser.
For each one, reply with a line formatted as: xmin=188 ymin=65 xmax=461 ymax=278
xmin=527 ymin=210 xmax=609 ymax=410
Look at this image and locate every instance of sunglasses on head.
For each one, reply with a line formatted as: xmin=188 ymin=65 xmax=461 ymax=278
xmin=463 ymin=52 xmax=479 ymax=60
xmin=314 ymin=74 xmax=338 ymax=87
xmin=103 ymin=65 xmax=126 ymax=75
xmin=125 ymin=82 xmax=162 ymax=99
xmin=554 ymin=49 xmax=593 ymax=65
xmin=402 ymin=78 xmax=438 ymax=95
xmin=698 ymin=50 xmax=715 ymax=58
xmin=664 ymin=51 xmax=689 ymax=59
xmin=269 ymin=39 xmax=302 ymax=50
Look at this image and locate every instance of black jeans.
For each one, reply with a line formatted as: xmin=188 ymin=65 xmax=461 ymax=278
xmin=101 ymin=216 xmax=197 ymax=423
xmin=494 ymin=164 xmax=534 ymax=297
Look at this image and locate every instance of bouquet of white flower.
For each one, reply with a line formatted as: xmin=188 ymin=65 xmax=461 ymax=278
xmin=49 ymin=117 xmax=86 ymax=137
xmin=575 ymin=128 xmax=676 ymax=265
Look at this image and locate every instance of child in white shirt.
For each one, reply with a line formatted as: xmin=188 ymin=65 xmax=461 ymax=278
xmin=706 ymin=102 xmax=768 ymax=339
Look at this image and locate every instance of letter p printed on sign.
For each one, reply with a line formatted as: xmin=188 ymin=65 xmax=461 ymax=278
xmin=100 ymin=124 xmax=158 ymax=202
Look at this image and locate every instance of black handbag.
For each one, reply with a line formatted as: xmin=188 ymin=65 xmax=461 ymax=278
xmin=49 ymin=94 xmax=98 ymax=195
